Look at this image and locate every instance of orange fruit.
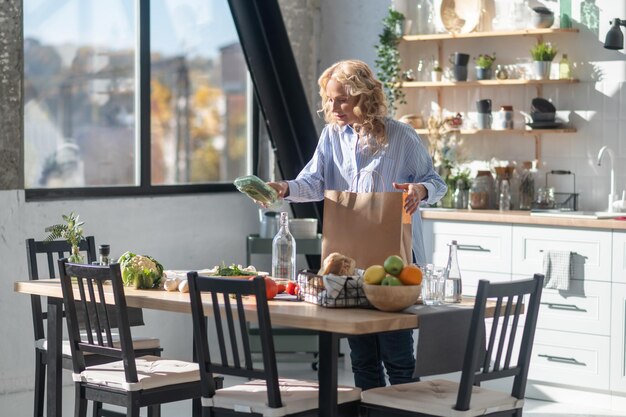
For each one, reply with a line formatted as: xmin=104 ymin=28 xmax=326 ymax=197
xmin=397 ymin=264 xmax=423 ymax=286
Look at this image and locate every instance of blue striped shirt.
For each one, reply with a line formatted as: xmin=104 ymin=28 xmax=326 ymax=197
xmin=285 ymin=117 xmax=447 ymax=265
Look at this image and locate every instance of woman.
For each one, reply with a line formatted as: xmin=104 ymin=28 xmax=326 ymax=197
xmin=268 ymin=59 xmax=447 ymax=390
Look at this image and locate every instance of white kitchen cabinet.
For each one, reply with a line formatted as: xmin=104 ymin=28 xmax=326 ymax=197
xmin=536 ymin=280 xmax=611 ymax=336
xmin=430 ymin=221 xmax=512 ymax=274
xmin=422 ymin=215 xmax=626 ymax=408
xmin=613 ymin=231 xmax=626 ymax=284
xmin=610 ymin=283 xmax=626 ymax=393
xmin=529 ymin=329 xmax=611 ymax=391
xmin=428 ymin=221 xmax=512 ymax=296
xmin=459 ymin=270 xmax=510 ymax=297
xmin=512 ymin=226 xmax=612 ymax=282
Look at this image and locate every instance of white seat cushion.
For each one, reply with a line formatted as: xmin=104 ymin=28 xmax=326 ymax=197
xmin=361 ymin=379 xmax=524 ymax=417
xmin=36 ymin=335 xmax=161 ymax=357
xmin=201 ymin=378 xmax=361 ymax=417
xmin=72 ymin=355 xmax=199 ymax=391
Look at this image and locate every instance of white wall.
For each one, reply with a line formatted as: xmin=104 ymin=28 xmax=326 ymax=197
xmin=0 ymin=190 xmax=259 ymax=394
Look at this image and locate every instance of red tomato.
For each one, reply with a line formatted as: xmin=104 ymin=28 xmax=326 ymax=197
xmin=277 ymin=283 xmax=286 ymax=294
xmin=286 ymin=281 xmax=299 ymax=296
xmin=249 ymin=276 xmax=278 ymax=300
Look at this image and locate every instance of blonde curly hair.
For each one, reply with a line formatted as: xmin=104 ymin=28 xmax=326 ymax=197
xmin=318 ymin=59 xmax=388 ymax=149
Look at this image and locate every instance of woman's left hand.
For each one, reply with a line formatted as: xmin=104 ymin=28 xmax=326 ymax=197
xmin=393 ymin=182 xmax=427 ymax=215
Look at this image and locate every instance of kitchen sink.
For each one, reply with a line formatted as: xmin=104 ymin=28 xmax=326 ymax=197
xmin=530 ymin=210 xmax=626 ymax=219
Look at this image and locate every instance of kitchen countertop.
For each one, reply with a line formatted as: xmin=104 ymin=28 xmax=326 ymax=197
xmin=420 ymin=209 xmax=626 ymax=231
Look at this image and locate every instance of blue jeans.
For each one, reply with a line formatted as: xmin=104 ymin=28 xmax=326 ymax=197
xmin=347 ymin=330 xmax=418 ymax=390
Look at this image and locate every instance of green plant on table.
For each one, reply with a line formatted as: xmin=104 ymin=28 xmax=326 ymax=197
xmin=44 ymin=212 xmax=85 ymax=263
xmin=530 ymin=42 xmax=558 ymax=61
xmin=475 ymin=53 xmax=496 ymax=69
xmin=375 ymin=7 xmax=406 ymax=116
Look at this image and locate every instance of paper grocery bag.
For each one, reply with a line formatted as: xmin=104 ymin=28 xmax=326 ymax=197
xmin=321 ymin=190 xmax=412 ymax=269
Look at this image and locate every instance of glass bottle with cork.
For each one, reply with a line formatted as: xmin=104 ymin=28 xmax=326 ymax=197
xmin=444 ymin=240 xmax=462 ymax=303
xmin=272 ymin=212 xmax=296 ymax=281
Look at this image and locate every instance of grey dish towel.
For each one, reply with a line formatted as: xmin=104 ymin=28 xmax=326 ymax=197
xmin=403 ymin=304 xmax=475 ymax=378
xmin=542 ymin=250 xmax=572 ymax=290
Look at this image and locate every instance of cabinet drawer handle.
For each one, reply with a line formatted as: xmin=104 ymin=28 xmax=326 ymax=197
xmin=541 ymin=302 xmax=587 ymax=312
xmin=457 ymin=244 xmax=491 ymax=253
xmin=538 ymin=354 xmax=586 ymax=366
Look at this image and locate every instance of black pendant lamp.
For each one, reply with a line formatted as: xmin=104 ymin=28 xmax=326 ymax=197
xmin=604 ymin=18 xmax=626 ymax=50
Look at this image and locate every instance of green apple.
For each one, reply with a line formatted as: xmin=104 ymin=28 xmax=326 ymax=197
xmin=383 ymin=255 xmax=404 ymax=275
xmin=363 ymin=265 xmax=387 ymax=285
xmin=381 ymin=275 xmax=403 ymax=286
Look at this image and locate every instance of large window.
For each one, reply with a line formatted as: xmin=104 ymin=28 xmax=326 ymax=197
xmin=24 ymin=0 xmax=250 ymax=196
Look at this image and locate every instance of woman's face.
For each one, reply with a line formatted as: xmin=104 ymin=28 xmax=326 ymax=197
xmin=326 ymin=78 xmax=359 ymax=127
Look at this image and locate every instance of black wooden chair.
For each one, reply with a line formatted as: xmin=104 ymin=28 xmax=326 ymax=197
xmin=58 ymin=259 xmax=202 ymax=417
xmin=26 ymin=238 xmax=162 ymax=417
xmin=360 ymin=274 xmax=544 ymax=417
xmin=187 ymin=273 xmax=361 ymax=417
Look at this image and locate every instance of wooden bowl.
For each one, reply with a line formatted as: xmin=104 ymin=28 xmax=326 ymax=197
xmin=363 ymin=284 xmax=421 ymax=312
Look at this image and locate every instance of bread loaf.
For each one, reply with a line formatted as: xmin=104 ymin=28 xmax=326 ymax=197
xmin=319 ymin=252 xmax=356 ymax=276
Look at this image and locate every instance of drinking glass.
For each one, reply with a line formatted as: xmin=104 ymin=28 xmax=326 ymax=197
xmin=422 ymin=266 xmax=445 ymax=305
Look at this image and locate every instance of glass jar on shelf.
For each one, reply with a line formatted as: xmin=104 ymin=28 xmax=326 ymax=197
xmin=453 ymin=178 xmax=468 ymax=209
xmin=469 ymin=171 xmax=495 ymax=210
xmin=414 ymin=0 xmax=435 ymax=34
xmin=518 ymin=161 xmax=536 ymax=210
xmin=535 ymin=187 xmax=556 ymax=209
xmin=495 ymin=64 xmax=509 ymax=80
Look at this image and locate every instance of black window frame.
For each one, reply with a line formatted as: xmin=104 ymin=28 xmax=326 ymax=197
xmin=25 ymin=0 xmax=256 ymax=201
xmin=25 ymin=0 xmax=323 ymax=228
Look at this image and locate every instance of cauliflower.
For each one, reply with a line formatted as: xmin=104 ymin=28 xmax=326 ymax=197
xmin=118 ymin=251 xmax=164 ymax=289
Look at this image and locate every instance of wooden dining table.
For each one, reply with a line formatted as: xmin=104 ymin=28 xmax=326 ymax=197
xmin=14 ymin=279 xmax=486 ymax=417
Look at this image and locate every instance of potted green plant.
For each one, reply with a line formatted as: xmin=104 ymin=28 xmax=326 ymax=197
xmin=375 ymin=7 xmax=406 ymax=116
xmin=431 ymin=60 xmax=443 ymax=82
xmin=44 ymin=212 xmax=85 ymax=263
xmin=474 ymin=53 xmax=496 ymax=80
xmin=530 ymin=42 xmax=557 ymax=80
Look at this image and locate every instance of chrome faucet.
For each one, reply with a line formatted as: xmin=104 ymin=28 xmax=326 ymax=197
xmin=597 ymin=145 xmax=616 ymax=212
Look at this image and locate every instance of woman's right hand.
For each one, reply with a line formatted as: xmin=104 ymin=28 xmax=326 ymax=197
xmin=267 ymin=181 xmax=290 ymax=199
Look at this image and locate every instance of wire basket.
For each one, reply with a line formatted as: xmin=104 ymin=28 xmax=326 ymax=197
xmin=547 ymin=170 xmax=578 ymax=211
xmin=554 ymin=192 xmax=578 ymax=211
xmin=296 ymin=269 xmax=369 ymax=308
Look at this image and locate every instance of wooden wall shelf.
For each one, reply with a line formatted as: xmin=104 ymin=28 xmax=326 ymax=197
xmin=399 ymin=26 xmax=579 ymax=162
xmin=402 ymin=79 xmax=579 ymax=88
xmin=415 ymin=128 xmax=577 ymax=136
xmin=402 ymin=28 xmax=579 ymax=42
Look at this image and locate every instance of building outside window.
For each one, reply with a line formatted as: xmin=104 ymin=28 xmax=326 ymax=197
xmin=23 ymin=0 xmax=250 ymax=193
